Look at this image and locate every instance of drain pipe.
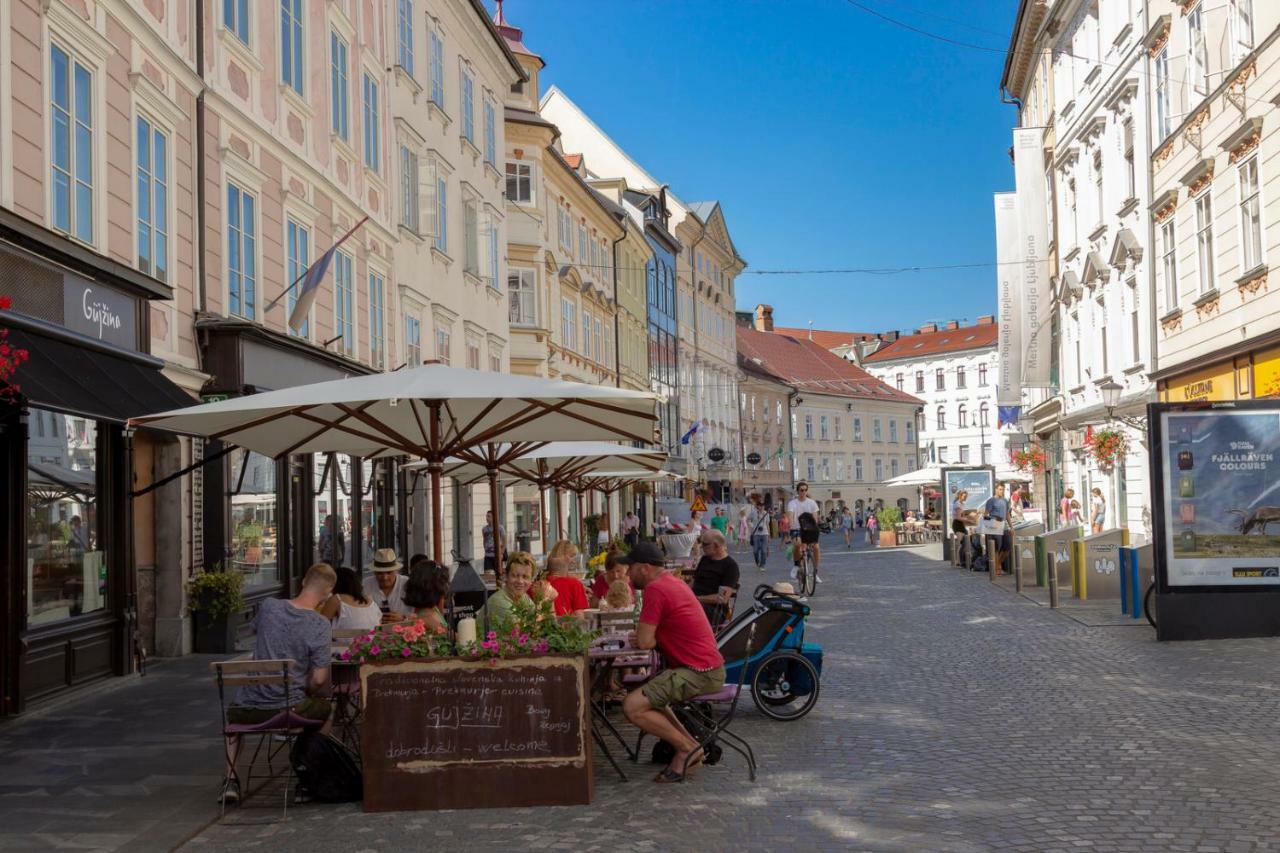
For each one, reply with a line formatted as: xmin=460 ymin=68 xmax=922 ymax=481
xmin=195 ymin=0 xmax=207 ymax=317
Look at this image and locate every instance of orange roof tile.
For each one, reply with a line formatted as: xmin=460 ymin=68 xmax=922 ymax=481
xmin=562 ymin=153 xmax=583 ymax=170
xmin=773 ymin=326 xmax=880 ymax=351
xmin=737 ymin=327 xmax=922 ymax=405
xmin=863 ymin=322 xmax=998 ymax=363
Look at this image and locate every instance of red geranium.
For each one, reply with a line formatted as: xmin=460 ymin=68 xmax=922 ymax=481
xmin=0 ymin=295 xmax=29 ymax=400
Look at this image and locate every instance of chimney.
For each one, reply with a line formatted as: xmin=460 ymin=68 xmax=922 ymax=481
xmin=944 ymin=321 xmax=959 ymax=331
xmin=917 ymin=323 xmax=937 ymax=334
xmin=976 ymin=315 xmax=995 ymax=325
xmin=754 ymin=304 xmax=774 ymax=332
xmin=881 ymin=331 xmax=900 ymax=343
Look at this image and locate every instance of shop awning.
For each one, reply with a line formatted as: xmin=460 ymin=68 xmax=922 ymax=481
xmin=5 ymin=327 xmax=194 ymax=423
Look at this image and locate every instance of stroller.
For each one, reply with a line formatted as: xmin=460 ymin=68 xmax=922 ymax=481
xmin=716 ymin=584 xmax=823 ymax=721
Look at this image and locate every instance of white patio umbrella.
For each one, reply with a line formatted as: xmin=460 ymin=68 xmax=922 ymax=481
xmin=882 ymin=466 xmax=942 ymax=488
xmin=130 ymin=365 xmax=657 ymax=563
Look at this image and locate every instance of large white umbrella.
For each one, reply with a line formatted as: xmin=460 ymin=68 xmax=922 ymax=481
xmin=130 ymin=365 xmax=657 ymax=563
xmin=883 ymin=466 xmax=942 ymax=487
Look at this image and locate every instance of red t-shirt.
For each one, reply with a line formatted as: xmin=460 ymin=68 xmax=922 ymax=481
xmin=591 ymin=573 xmax=634 ymax=601
xmin=539 ymin=575 xmax=589 ymax=616
xmin=639 ymin=572 xmax=724 ymax=672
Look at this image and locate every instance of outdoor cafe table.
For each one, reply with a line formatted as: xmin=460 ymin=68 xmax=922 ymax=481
xmin=587 ymin=638 xmax=657 ymax=782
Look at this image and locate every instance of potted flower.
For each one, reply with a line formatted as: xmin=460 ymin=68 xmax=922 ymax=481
xmin=341 ymin=617 xmax=453 ymax=663
xmin=1013 ymin=445 xmax=1048 ymax=474
xmin=185 ymin=567 xmax=245 ymax=653
xmin=1087 ymin=429 xmax=1127 ymax=470
xmin=876 ymin=507 xmax=904 ymax=547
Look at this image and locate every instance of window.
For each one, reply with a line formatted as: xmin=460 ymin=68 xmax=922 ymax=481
xmin=280 ymin=0 xmax=304 ymax=95
xmin=1161 ymin=219 xmax=1178 ymax=311
xmin=978 ymin=402 xmax=990 ymax=428
xmin=429 ymin=28 xmax=444 ymax=106
xmin=836 ymin=457 xmax=844 ymax=480
xmin=362 ymin=73 xmax=379 ymax=172
xmin=936 ymin=406 xmax=946 ymax=431
xmin=460 ymin=66 xmax=475 ymax=144
xmin=286 ymin=219 xmax=310 ymax=337
xmin=1231 ymin=0 xmax=1255 ymax=65
xmin=854 ymin=457 xmax=864 ymax=482
xmin=578 ymin=222 xmax=588 ymax=261
xmin=978 ymin=364 xmax=988 ymax=386
xmin=224 ymin=0 xmax=249 ymax=44
xmin=1187 ymin=3 xmax=1208 ymax=96
xmin=489 ymin=352 xmax=501 ymax=372
xmin=487 ymin=211 xmax=500 ymax=290
xmin=889 ymin=420 xmax=898 ymax=442
xmin=1065 ymin=177 xmax=1078 ymax=245
xmin=463 ymin=193 xmax=479 ymax=275
xmin=483 ymin=96 xmax=496 ymax=166
xmin=506 ymin=162 xmax=532 ymax=203
xmin=1239 ymin=156 xmax=1263 ymax=272
xmin=872 ymin=418 xmax=882 ymax=442
xmin=891 ymin=458 xmax=899 ymax=478
xmin=935 ymin=368 xmax=945 ymax=391
xmin=1131 ymin=302 xmax=1140 ymax=365
xmin=330 ymin=32 xmax=349 ymax=140
xmin=821 ymin=457 xmax=830 ymax=482
xmin=227 ymin=183 xmax=256 ymax=320
xmin=1155 ymin=48 xmax=1171 ymax=140
xmin=368 ymin=271 xmax=386 ymax=369
xmin=957 ymin=403 xmax=968 ymax=428
xmin=874 ymin=458 xmax=883 ymax=481
xmin=435 ymin=326 xmax=451 ymax=364
xmin=602 ymin=239 xmax=612 ymax=283
xmin=819 ymin=415 xmax=828 ymax=440
xmin=956 ymin=366 xmax=966 ymax=389
xmin=1093 ymin=151 xmax=1104 ymax=226
xmin=405 ymin=314 xmax=422 ymax=364
xmin=466 ymin=339 xmax=481 ymax=370
xmin=581 ymin=309 xmax=591 ymax=359
xmin=1123 ymin=120 xmax=1135 ymax=200
xmin=50 ymin=44 xmax=94 ymax=244
xmin=1075 ymin=336 xmax=1082 ymax=386
xmin=777 ymin=402 xmax=783 ymax=425
xmin=959 ymin=445 xmax=970 ymax=464
xmin=396 ymin=145 xmax=417 ymax=230
xmin=333 ymin=251 xmax=354 ymax=355
xmin=853 ymin=417 xmax=863 ymax=441
xmin=905 ymin=420 xmax=914 ymax=442
xmin=896 ymin=373 xmax=903 ymax=391
xmin=806 ymin=457 xmax=815 ymax=481
xmin=508 ymin=268 xmax=536 ymax=326
xmin=982 ymin=444 xmax=992 ymax=464
xmin=557 ymin=202 xmax=571 ymax=252
xmin=434 ymin=169 xmax=448 ymax=252
xmin=561 ymin=297 xmax=576 ymax=350
xmin=804 ymin=413 xmax=814 ymax=439
xmin=1195 ymin=191 xmax=1215 ymax=295
xmin=396 ymin=0 xmax=414 ymax=76
xmin=915 ymin=371 xmax=924 ymax=393
xmin=135 ymin=117 xmax=168 ymax=281
xmin=834 ymin=416 xmax=842 ymax=440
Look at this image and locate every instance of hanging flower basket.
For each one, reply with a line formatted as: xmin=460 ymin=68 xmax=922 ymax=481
xmin=1013 ymin=445 xmax=1047 ymax=474
xmin=1087 ymin=429 xmax=1128 ymax=469
xmin=0 ymin=295 xmax=32 ymax=402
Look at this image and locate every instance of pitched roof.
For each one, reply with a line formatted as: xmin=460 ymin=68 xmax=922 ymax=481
xmin=862 ymin=321 xmax=998 ymax=363
xmin=737 ymin=327 xmax=922 ymax=405
xmin=688 ymin=201 xmax=717 ymax=221
xmin=774 ymin=327 xmax=881 ymax=351
xmin=563 ymin=153 xmax=583 ymax=170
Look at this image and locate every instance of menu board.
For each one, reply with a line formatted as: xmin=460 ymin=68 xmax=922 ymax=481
xmin=943 ymin=467 xmax=994 ymax=530
xmin=1160 ymin=409 xmax=1280 ymax=586
xmin=360 ymin=656 xmax=591 ymax=811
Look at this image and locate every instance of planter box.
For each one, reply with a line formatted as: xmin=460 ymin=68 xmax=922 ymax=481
xmin=878 ymin=531 xmax=897 ymax=547
xmin=193 ymin=609 xmax=241 ymax=654
xmin=360 ymin=654 xmax=592 ymax=812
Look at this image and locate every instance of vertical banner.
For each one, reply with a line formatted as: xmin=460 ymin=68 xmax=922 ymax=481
xmin=1013 ymin=127 xmax=1051 ymax=387
xmin=995 ymin=192 xmax=1021 ymax=407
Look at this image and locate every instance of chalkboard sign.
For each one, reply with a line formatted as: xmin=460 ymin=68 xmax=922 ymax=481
xmin=360 ymin=655 xmax=592 ymax=811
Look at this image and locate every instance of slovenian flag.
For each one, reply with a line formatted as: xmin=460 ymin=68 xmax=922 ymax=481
xmin=284 ymin=215 xmax=369 ymax=332
xmin=679 ymin=419 xmax=702 ymax=445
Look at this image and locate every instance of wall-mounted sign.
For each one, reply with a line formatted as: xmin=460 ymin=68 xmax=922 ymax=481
xmin=1160 ymin=362 xmax=1237 ymax=403
xmin=708 ymin=447 xmax=726 ymax=463
xmin=746 ymin=451 xmax=762 ymax=466
xmin=63 ymin=277 xmax=138 ymax=349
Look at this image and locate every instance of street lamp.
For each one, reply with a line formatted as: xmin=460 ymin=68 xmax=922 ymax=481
xmin=1100 ymin=379 xmax=1148 ymax=433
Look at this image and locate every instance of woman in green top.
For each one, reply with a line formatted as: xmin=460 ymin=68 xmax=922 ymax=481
xmin=478 ymin=551 xmax=538 ymax=626
xmin=403 ymin=559 xmax=450 ymax=634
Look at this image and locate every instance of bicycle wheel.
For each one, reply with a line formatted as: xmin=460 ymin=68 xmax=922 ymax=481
xmin=751 ymin=651 xmax=820 ymax=721
xmin=802 ymin=548 xmax=817 ymax=597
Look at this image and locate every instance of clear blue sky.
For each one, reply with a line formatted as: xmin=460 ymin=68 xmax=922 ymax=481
xmin=495 ymin=0 xmax=1019 ymax=334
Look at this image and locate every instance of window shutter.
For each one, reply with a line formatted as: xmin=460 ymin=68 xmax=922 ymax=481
xmin=421 ymin=158 xmax=437 ymax=238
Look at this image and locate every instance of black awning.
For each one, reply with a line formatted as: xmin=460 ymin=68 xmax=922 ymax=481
xmin=5 ymin=327 xmax=194 ymax=423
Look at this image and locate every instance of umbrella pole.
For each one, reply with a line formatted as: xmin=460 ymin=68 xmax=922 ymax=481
xmin=488 ymin=462 xmax=503 ymax=583
xmin=539 ymin=483 xmax=549 ymax=555
xmin=428 ymin=401 xmax=444 ymax=564
xmin=554 ymin=487 xmax=564 ymax=541
xmin=576 ymin=491 xmax=585 ymax=554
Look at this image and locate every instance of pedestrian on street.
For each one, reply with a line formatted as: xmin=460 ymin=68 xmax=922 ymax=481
xmin=622 ymin=511 xmax=640 ymax=549
xmin=841 ymin=507 xmax=853 ymax=547
xmin=1090 ymin=488 xmax=1106 ymax=534
xmin=747 ymin=494 xmax=770 ymax=571
xmin=982 ymin=483 xmax=1012 ymax=577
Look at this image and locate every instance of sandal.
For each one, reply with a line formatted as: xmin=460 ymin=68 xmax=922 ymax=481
xmin=653 ymin=768 xmax=685 ymax=783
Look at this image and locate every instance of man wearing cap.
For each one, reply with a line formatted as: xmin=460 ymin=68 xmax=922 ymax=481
xmin=621 ymin=542 xmax=726 ymax=783
xmin=362 ymin=548 xmax=412 ymax=622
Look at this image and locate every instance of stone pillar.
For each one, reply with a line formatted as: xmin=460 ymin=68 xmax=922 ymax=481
xmin=153 ymin=435 xmax=191 ymax=657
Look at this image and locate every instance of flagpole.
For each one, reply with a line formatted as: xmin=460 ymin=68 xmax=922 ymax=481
xmin=264 ymin=215 xmax=370 ymax=313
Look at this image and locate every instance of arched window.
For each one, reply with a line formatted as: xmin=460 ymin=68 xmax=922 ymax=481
xmin=936 ymin=405 xmax=946 ymax=431
xmin=957 ymin=403 xmax=968 ymax=427
xmin=979 ymin=402 xmax=990 ymax=427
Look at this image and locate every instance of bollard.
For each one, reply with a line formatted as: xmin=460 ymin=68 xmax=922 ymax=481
xmin=1048 ymin=551 xmax=1059 ymax=608
xmin=1118 ymin=547 xmax=1131 ymax=615
xmin=1014 ymin=548 xmax=1023 ymax=593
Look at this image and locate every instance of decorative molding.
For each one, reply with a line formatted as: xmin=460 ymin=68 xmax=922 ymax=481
xmin=1144 ymin=14 xmax=1171 ymax=56
xmin=1237 ymin=265 xmax=1269 ymax=299
xmin=1160 ymin=308 xmax=1183 ymax=333
xmin=1174 ymin=0 xmax=1198 ymax=14
xmin=1104 ymin=78 xmax=1139 ymax=114
xmin=1221 ymin=117 xmax=1264 ymax=163
xmin=1151 ymin=189 xmax=1179 ymax=223
xmin=1154 ymin=140 xmax=1175 ymax=167
xmin=1081 ymin=115 xmax=1107 ymax=144
xmin=1183 ymin=105 xmax=1210 ymax=149
xmin=1192 ymin=289 xmax=1220 ymax=318
xmin=1179 ymin=158 xmax=1215 ymax=195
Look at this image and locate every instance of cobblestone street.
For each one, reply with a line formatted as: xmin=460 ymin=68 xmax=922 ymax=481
xmin=173 ymin=536 xmax=1280 ymax=853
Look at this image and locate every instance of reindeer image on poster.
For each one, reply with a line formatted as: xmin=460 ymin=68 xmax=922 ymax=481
xmin=1228 ymin=506 xmax=1280 ymax=536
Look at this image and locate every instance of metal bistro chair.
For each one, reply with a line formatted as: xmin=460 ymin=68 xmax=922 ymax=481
xmin=330 ymin=629 xmax=368 ymax=753
xmin=212 ymin=659 xmax=325 ymax=818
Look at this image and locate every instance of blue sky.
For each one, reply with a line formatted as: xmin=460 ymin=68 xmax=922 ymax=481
xmin=498 ymin=0 xmax=1018 ymax=334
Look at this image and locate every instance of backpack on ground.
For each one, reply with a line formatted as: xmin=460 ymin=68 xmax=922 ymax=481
xmin=289 ymin=731 xmax=362 ymax=802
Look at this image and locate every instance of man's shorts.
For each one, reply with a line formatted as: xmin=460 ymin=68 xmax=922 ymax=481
xmin=641 ymin=665 xmax=726 ymax=710
xmin=227 ymin=696 xmax=331 ymax=725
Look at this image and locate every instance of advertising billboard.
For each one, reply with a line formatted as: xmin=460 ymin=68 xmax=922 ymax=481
xmin=1155 ymin=405 xmax=1280 ymax=587
xmin=942 ymin=467 xmax=994 ymax=531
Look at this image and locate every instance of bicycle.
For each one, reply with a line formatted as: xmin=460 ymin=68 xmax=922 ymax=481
xmin=793 ymin=540 xmax=818 ymax=597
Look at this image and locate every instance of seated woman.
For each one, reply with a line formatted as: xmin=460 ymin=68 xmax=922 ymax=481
xmin=403 ymin=559 xmax=450 ymax=635
xmin=319 ymin=566 xmax=382 ymax=633
xmin=548 ymin=539 xmax=580 ymax=570
xmin=590 ymin=550 xmax=632 ymax=608
xmin=541 ymin=556 xmax=589 ymax=618
xmin=477 ymin=551 xmax=536 ymax=627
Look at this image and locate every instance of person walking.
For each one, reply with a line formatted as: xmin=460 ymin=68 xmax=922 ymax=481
xmin=841 ymin=507 xmax=853 ymax=547
xmin=1090 ymin=487 xmax=1106 ymax=534
xmin=747 ymin=495 xmax=770 ymax=571
xmin=736 ymin=508 xmax=751 ymax=554
xmin=1060 ymin=488 xmax=1075 ymax=527
xmin=622 ymin=511 xmax=640 ymax=548
xmin=982 ymin=483 xmax=1012 ymax=577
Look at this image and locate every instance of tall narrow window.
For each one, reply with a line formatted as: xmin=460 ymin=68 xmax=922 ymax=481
xmin=1231 ymin=0 xmax=1255 ymax=65
xmin=466 ymin=339 xmax=480 ymax=370
xmin=362 ymin=73 xmax=379 ymax=172
xmin=429 ymin=29 xmax=444 ymax=106
xmin=935 ymin=368 xmax=945 ymax=391
xmin=50 ymin=44 xmax=94 ymax=243
xmin=397 ymin=0 xmax=414 ymax=76
xmin=400 ymin=146 xmax=418 ymax=230
xmin=578 ymin=222 xmax=588 ymax=261
xmin=1195 ymin=191 xmax=1215 ymax=295
xmin=460 ymin=67 xmax=475 ymax=144
xmin=561 ymin=298 xmax=576 ymax=350
xmin=1123 ymin=120 xmax=1135 ymax=200
xmin=136 ymin=116 xmax=168 ymax=281
xmin=1100 ymin=322 xmax=1109 ymax=375
xmin=804 ymin=414 xmax=814 ymax=439
xmin=280 ymin=0 xmax=304 ymax=95
xmin=959 ymin=445 xmax=971 ymax=464
xmin=506 ymin=162 xmax=532 ymax=203
xmin=853 ymin=417 xmax=862 ymax=441
xmin=819 ymin=415 xmax=828 ymax=440
xmin=905 ymin=419 xmax=914 ymax=442
xmin=874 ymin=458 xmax=883 ymax=481
xmin=889 ymin=420 xmax=898 ymax=442
xmin=334 ymin=251 xmax=354 ymax=355
xmin=483 ymin=96 xmax=496 ymax=166
xmin=582 ymin=309 xmax=591 ymax=359
xmin=978 ymin=363 xmax=988 ymax=386
xmin=227 ymin=183 xmax=256 ymax=320
xmin=434 ymin=171 xmax=448 ymax=253
xmin=1239 ymin=156 xmax=1263 ymax=272
xmin=368 ymin=271 xmax=386 ymax=369
xmin=956 ymin=366 xmax=966 ymax=389
xmin=936 ymin=406 xmax=946 ymax=431
xmin=1187 ymin=3 xmax=1208 ymax=96
xmin=1093 ymin=151 xmax=1104 ymax=227
xmin=330 ymin=32 xmax=349 ymax=140
xmin=435 ymin=326 xmax=451 ymax=364
xmin=463 ymin=193 xmax=479 ymax=275
xmin=978 ymin=402 xmax=989 ymax=427
xmin=957 ymin=404 xmax=968 ymax=428
xmin=1130 ymin=301 xmax=1140 ymax=365
xmin=487 ymin=213 xmax=500 ymax=290
xmin=508 ymin=269 xmax=536 ymax=326
xmin=224 ymin=0 xmax=249 ymax=44
xmin=896 ymin=373 xmax=903 ymax=391
xmin=873 ymin=418 xmax=883 ymax=441
xmin=404 ymin=314 xmax=421 ymax=364
xmin=915 ymin=371 xmax=924 ymax=393
xmin=1161 ymin=219 xmax=1178 ymax=311
xmin=286 ymin=219 xmax=310 ymax=337
xmin=1155 ymin=48 xmax=1171 ymax=140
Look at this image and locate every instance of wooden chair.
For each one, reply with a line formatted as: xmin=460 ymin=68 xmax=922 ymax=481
xmin=212 ymin=659 xmax=325 ymax=818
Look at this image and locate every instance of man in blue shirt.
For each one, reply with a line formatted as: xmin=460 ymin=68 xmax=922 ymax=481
xmin=982 ymin=483 xmax=1012 ymax=577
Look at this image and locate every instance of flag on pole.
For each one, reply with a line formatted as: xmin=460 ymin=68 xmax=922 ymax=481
xmin=278 ymin=215 xmax=369 ymax=332
xmin=997 ymin=406 xmax=1021 ymax=429
xmin=679 ymin=419 xmax=702 ymax=446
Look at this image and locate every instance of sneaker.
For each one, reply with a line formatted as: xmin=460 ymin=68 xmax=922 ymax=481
xmin=816 ymin=575 xmax=824 ymax=583
xmin=789 ymin=567 xmax=798 ymax=579
xmin=217 ymin=778 xmax=241 ymax=806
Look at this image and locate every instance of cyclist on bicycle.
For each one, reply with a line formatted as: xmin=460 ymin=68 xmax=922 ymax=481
xmin=786 ymin=482 xmax=822 ymax=584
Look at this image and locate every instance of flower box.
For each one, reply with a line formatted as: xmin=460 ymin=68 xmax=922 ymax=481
xmin=359 ymin=653 xmax=592 ymax=811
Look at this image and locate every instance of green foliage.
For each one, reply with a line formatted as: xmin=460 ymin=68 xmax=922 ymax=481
xmin=341 ymin=619 xmax=454 ymax=662
xmin=876 ymin=507 xmax=904 ymax=530
xmin=465 ymin=596 xmax=598 ymax=658
xmin=185 ymin=566 xmax=245 ymax=621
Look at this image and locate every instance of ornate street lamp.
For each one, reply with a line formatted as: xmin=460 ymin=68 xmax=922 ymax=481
xmin=1100 ymin=379 xmax=1148 ymax=433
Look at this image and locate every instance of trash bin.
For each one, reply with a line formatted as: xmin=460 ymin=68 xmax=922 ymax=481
xmin=1035 ymin=526 xmax=1082 ymax=588
xmin=517 ymin=530 xmax=531 ymax=553
xmin=1011 ymin=520 xmax=1044 ymax=582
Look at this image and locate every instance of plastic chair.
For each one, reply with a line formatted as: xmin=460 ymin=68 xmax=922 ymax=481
xmin=212 ymin=659 xmax=326 ymax=818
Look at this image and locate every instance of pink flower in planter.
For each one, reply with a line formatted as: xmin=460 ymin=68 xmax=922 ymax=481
xmin=401 ymin=647 xmax=412 ymax=658
xmin=369 ymin=644 xmax=381 ymax=656
xmin=533 ymin=639 xmax=549 ymax=654
xmin=340 ymin=649 xmax=351 ymax=661
xmin=486 ymin=631 xmax=498 ymax=641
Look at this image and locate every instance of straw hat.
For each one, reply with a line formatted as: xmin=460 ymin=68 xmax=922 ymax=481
xmin=771 ymin=581 xmax=797 ymax=595
xmin=372 ymin=548 xmax=402 ymax=572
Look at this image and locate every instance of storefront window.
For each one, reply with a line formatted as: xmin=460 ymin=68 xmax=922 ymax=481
xmin=228 ymin=448 xmax=280 ymax=591
xmin=314 ymin=453 xmax=354 ymax=568
xmin=26 ymin=409 xmax=103 ymax=626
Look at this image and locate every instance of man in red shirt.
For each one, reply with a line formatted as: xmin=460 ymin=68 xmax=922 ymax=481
xmin=621 ymin=542 xmax=726 ymax=783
